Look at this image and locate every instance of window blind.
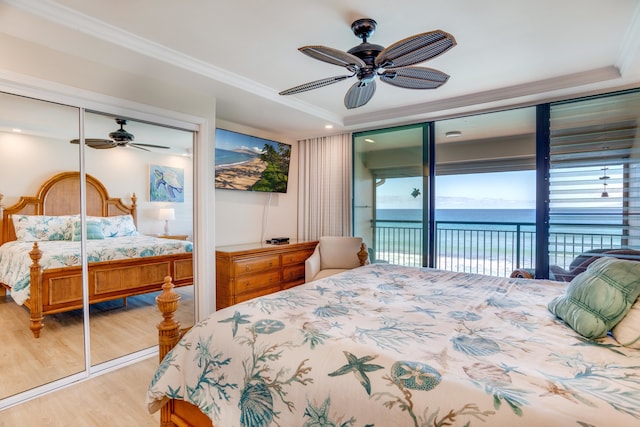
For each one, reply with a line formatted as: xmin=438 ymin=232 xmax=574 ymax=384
xmin=548 ymin=91 xmax=640 ymax=271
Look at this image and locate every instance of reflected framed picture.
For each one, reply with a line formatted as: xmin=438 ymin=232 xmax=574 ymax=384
xmin=150 ymin=164 xmax=184 ymax=202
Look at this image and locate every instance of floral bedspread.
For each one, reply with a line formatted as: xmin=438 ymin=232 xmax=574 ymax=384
xmin=0 ymin=236 xmax=192 ymax=305
xmin=147 ymin=263 xmax=640 ymax=427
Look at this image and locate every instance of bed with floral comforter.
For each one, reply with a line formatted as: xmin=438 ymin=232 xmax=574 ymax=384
xmin=147 ymin=263 xmax=640 ymax=426
xmin=0 ymin=235 xmax=192 ymax=305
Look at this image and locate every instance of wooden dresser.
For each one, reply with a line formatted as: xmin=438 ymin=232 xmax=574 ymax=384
xmin=215 ymin=240 xmax=318 ymax=310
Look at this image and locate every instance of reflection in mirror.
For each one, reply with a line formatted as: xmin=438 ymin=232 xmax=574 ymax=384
xmin=0 ymin=92 xmax=85 ymax=398
xmin=82 ymin=112 xmax=195 ymax=365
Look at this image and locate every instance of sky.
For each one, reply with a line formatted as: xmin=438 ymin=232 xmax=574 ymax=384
xmin=376 ymin=170 xmax=537 ymax=209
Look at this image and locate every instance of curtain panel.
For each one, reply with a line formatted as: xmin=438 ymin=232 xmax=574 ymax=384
xmin=297 ymin=133 xmax=352 ymax=240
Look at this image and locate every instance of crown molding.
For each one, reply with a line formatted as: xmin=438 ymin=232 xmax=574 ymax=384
xmin=617 ymin=2 xmax=640 ymax=76
xmin=4 ymin=0 xmax=343 ymax=125
xmin=344 ymin=66 xmax=622 ymax=127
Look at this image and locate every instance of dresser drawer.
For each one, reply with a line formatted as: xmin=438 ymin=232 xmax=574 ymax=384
xmin=216 ymin=240 xmax=319 ymax=309
xmin=282 ymin=264 xmax=305 ymax=282
xmin=282 ymin=278 xmax=305 ymax=290
xmin=282 ymin=249 xmax=314 ymax=266
xmin=235 ymin=270 xmax=280 ymax=294
xmin=234 ymin=285 xmax=281 ymax=304
xmin=234 ymin=254 xmax=280 ymax=275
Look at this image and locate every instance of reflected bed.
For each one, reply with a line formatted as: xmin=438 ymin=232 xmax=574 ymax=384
xmin=0 ymin=171 xmax=193 ymax=338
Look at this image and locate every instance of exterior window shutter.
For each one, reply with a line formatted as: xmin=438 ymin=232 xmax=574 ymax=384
xmin=548 ymin=91 xmax=640 ymax=272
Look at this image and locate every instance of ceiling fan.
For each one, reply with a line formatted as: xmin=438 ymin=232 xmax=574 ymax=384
xmin=70 ymin=118 xmax=170 ymax=151
xmin=279 ymin=18 xmax=456 ymax=109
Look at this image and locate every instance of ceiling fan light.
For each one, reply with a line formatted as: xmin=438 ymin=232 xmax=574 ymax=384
xmin=109 ymin=128 xmax=134 ymax=142
xmin=280 ymin=20 xmax=455 ymax=109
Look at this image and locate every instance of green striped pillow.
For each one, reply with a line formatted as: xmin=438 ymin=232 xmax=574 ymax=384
xmin=70 ymin=219 xmax=105 ymax=241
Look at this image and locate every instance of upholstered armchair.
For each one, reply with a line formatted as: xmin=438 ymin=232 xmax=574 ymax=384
xmin=510 ymin=248 xmax=640 ymax=282
xmin=305 ymin=236 xmax=369 ymax=282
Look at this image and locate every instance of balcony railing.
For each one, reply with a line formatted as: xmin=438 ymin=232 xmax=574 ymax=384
xmin=372 ymin=219 xmax=624 ymax=277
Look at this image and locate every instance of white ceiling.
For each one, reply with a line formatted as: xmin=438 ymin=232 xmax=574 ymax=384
xmin=1 ymin=0 xmax=640 ymax=140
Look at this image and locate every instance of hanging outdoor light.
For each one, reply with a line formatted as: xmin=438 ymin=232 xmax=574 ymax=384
xmin=599 ymin=167 xmax=610 ymax=198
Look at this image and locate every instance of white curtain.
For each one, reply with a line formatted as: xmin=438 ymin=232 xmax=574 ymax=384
xmin=297 ymin=133 xmax=352 ymax=240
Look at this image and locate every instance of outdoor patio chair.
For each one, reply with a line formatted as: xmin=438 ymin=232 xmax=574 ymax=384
xmin=510 ymin=248 xmax=640 ymax=281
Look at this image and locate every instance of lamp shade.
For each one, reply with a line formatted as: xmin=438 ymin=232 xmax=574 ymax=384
xmin=158 ymin=208 xmax=175 ymax=221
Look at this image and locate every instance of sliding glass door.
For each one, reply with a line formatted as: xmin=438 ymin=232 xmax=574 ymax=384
xmin=434 ymin=108 xmax=537 ymax=276
xmin=547 ymin=91 xmax=640 ymax=280
xmin=353 ymin=124 xmax=429 ymax=266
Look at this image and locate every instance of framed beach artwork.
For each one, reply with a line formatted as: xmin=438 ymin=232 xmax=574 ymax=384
xmin=149 ymin=164 xmax=184 ymax=202
xmin=215 ymin=128 xmax=291 ymax=193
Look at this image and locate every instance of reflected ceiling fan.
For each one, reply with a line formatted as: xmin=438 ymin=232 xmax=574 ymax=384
xmin=279 ymin=18 xmax=456 ymax=109
xmin=70 ymin=118 xmax=170 ymax=151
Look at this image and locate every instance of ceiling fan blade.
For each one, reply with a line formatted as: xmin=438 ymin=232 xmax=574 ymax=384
xmin=299 ymin=46 xmax=366 ymax=72
xmin=279 ymin=74 xmax=353 ymax=95
xmin=344 ymin=80 xmax=376 ymax=109
xmin=379 ymin=67 xmax=450 ymax=89
xmin=375 ymin=30 xmax=456 ymax=69
xmin=69 ymin=138 xmax=117 ymax=149
xmin=132 ymin=143 xmax=171 ymax=149
xmin=129 ymin=144 xmax=151 ymax=152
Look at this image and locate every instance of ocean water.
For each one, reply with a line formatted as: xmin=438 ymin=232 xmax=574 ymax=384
xmin=376 ymin=208 xmax=621 ymax=227
xmin=372 ymin=208 xmax=623 ymax=274
xmin=377 ymin=209 xmax=536 ymax=227
xmin=215 ymin=148 xmax=256 ymax=167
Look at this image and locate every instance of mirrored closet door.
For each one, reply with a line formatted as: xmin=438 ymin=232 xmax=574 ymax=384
xmin=0 ymin=93 xmax=197 ymax=402
xmin=0 ymin=91 xmax=85 ymax=398
xmin=83 ymin=112 xmax=195 ymax=366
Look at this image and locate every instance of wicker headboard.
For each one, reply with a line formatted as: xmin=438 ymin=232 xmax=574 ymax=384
xmin=0 ymin=171 xmax=137 ymax=245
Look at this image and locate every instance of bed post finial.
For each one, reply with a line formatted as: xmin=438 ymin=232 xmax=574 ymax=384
xmin=156 ymin=276 xmax=181 ymax=427
xmin=358 ymin=242 xmax=369 ymax=266
xmin=157 ymin=276 xmax=181 ymax=362
xmin=131 ymin=192 xmax=138 ymax=224
xmin=29 ymin=242 xmax=44 ymax=338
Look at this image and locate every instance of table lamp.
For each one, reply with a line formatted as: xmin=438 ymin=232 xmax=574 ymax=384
xmin=158 ymin=208 xmax=175 ymax=235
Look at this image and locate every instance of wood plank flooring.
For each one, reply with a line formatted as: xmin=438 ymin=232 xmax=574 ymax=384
xmin=1 ymin=285 xmax=194 ymax=400
xmin=0 ymin=357 xmax=161 ymax=426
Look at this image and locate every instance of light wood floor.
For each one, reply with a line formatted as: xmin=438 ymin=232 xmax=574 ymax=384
xmin=1 ymin=285 xmax=194 ymax=399
xmin=0 ymin=356 xmax=161 ymax=426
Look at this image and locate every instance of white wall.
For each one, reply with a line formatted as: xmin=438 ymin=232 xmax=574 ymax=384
xmin=0 ymin=131 xmax=194 ymax=237
xmin=0 ymin=36 xmax=217 ymax=321
xmin=214 ymin=119 xmax=299 ymax=246
xmin=0 ymin=30 xmax=300 ymax=314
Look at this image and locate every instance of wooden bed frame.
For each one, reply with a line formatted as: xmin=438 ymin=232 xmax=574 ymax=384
xmin=157 ymin=277 xmax=213 ymax=427
xmin=0 ymin=171 xmax=193 ymax=338
xmin=154 ymin=252 xmax=370 ymax=426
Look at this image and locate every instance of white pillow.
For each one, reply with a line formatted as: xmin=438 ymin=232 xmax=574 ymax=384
xmin=99 ymin=214 xmax=138 ymax=237
xmin=612 ymin=298 xmax=640 ymax=349
xmin=12 ymin=215 xmax=76 ymax=242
